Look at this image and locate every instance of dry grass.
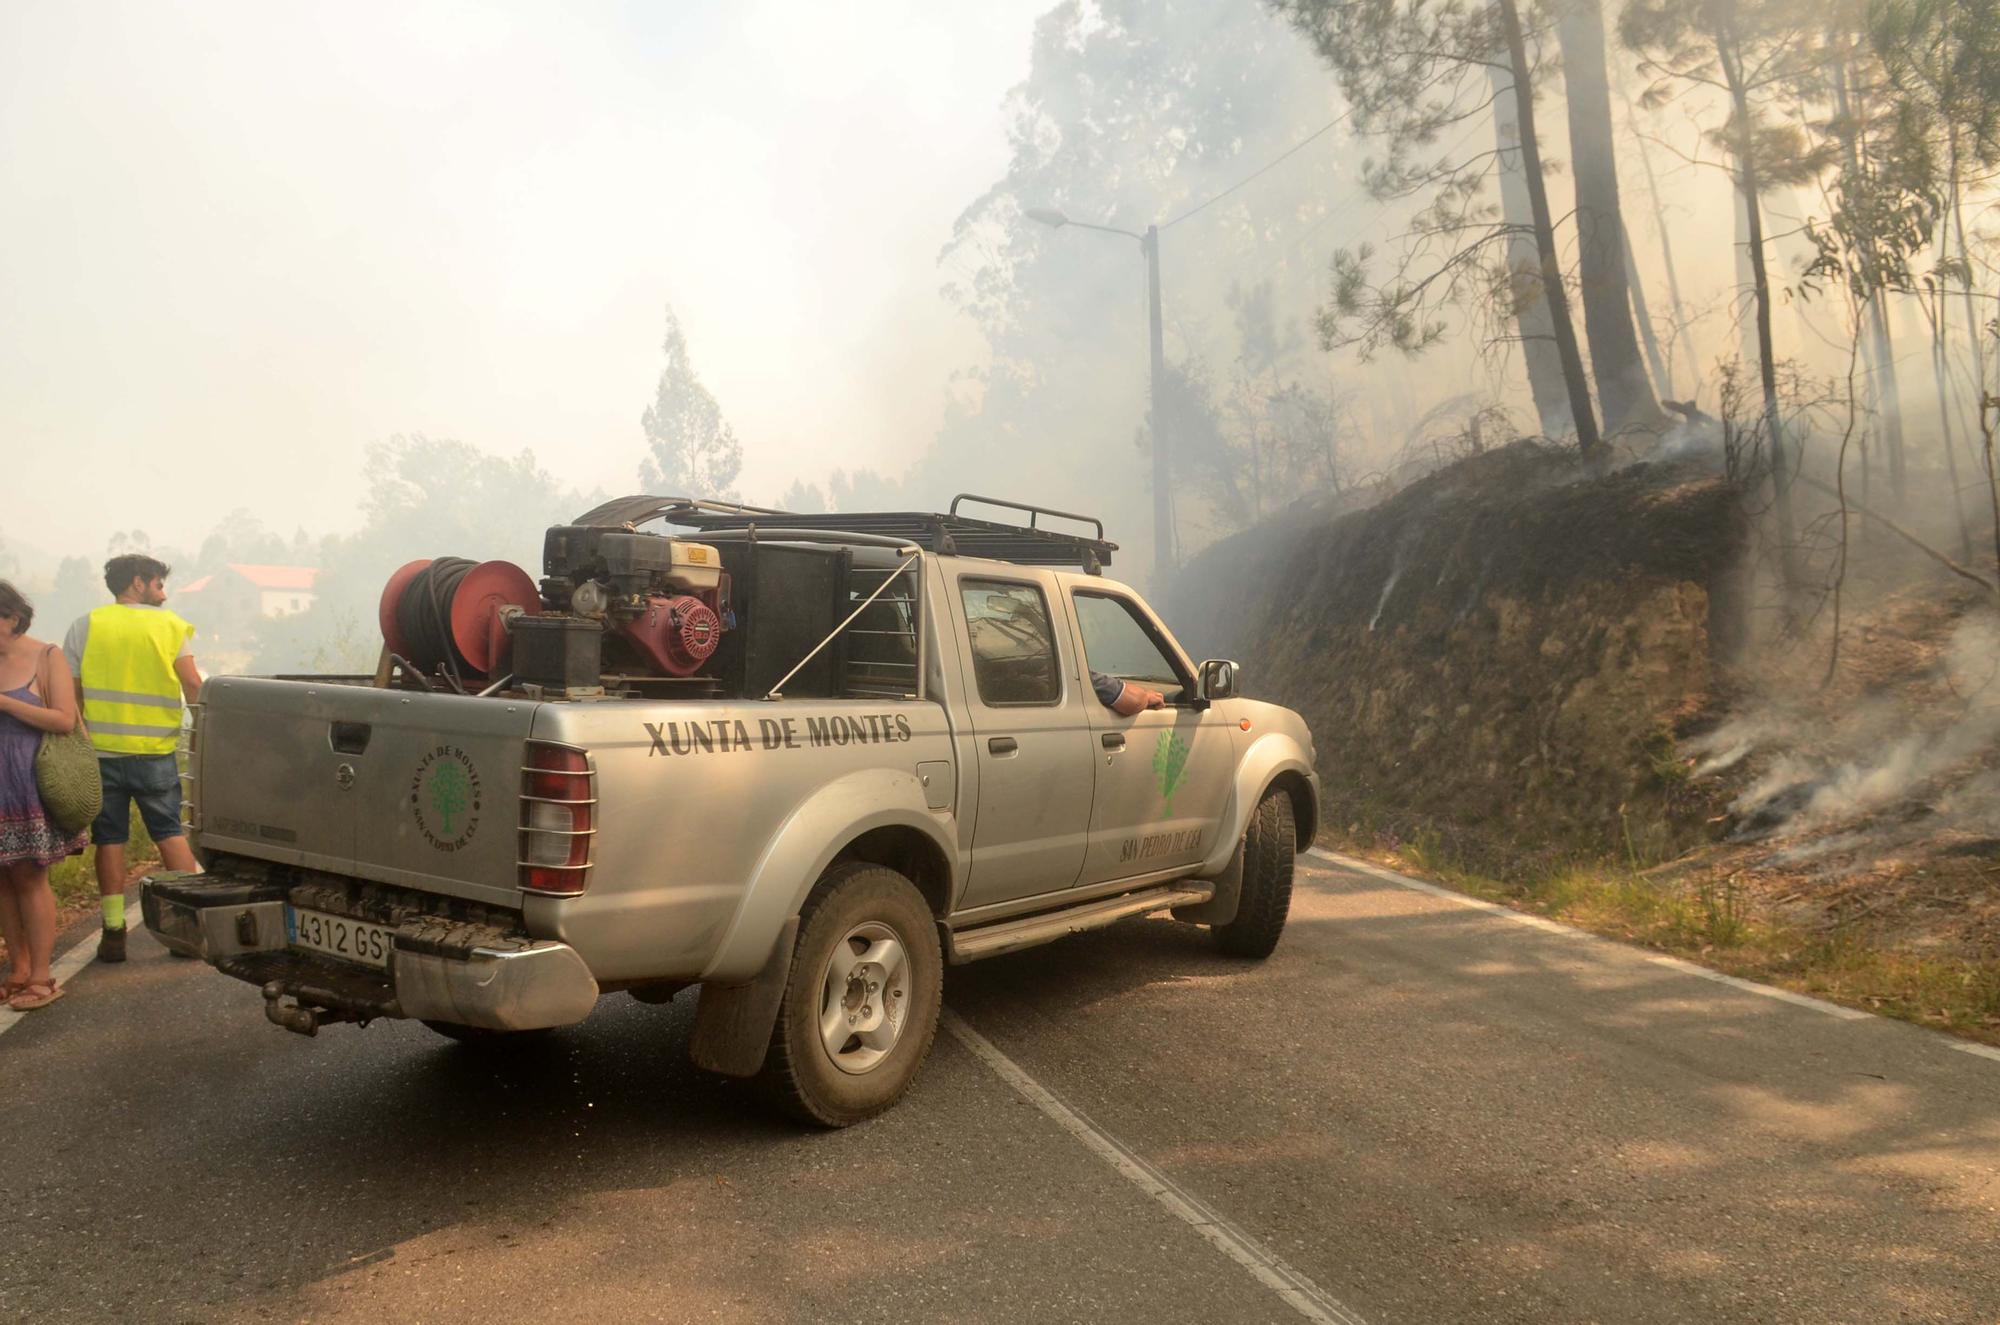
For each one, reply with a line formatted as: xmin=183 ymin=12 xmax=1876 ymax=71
xmin=1374 ymin=833 xmax=2000 ymax=1045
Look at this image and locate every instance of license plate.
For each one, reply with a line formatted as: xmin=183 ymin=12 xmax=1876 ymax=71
xmin=285 ymin=906 xmax=394 ymax=969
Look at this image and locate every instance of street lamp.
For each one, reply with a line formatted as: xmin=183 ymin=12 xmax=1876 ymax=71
xmin=1026 ymin=206 xmax=1174 ymax=583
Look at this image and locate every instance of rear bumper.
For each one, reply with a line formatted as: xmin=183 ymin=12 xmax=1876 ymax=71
xmin=141 ymin=873 xmax=598 ymax=1031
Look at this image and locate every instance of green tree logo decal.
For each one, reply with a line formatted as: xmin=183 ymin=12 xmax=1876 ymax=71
xmin=1153 ymin=731 xmax=1190 ymax=813
xmin=410 ymin=747 xmax=481 ymax=851
xmin=427 ymin=761 xmax=470 ymax=835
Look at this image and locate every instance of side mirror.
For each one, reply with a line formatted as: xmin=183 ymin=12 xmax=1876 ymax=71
xmin=1197 ymin=658 xmax=1240 ymax=703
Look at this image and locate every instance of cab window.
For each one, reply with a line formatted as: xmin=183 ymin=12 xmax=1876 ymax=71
xmin=959 ymin=579 xmax=1061 ymax=706
xmin=1071 ymin=592 xmax=1187 ymax=702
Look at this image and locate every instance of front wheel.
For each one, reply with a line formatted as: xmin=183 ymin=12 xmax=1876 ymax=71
xmin=1210 ymin=789 xmax=1296 ymax=958
xmin=760 ymin=862 xmax=943 ymax=1127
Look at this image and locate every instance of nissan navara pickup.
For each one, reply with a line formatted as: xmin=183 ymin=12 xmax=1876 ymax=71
xmin=143 ymin=495 xmax=1318 ymax=1125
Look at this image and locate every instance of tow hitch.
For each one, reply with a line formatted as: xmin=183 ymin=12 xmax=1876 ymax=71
xmin=262 ymin=982 xmax=372 ymax=1037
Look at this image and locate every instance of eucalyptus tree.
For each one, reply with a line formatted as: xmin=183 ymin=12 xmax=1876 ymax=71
xmin=1274 ymin=0 xmax=1603 ymax=457
xmin=1492 ymin=63 xmax=1573 ymax=437
xmin=1555 ymin=0 xmax=1666 ymax=434
xmin=1869 ymin=0 xmax=2000 ymax=576
xmin=1801 ymin=22 xmax=1940 ymax=507
xmin=1622 ymin=0 xmax=1833 ymax=588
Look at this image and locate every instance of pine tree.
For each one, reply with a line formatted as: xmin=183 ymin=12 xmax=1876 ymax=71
xmin=638 ymin=305 xmax=743 ymax=499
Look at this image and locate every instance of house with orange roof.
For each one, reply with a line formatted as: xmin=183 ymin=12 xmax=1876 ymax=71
xmin=176 ymin=563 xmax=319 ymax=652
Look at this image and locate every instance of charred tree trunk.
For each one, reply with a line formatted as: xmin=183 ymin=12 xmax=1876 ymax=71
xmin=1492 ymin=65 xmax=1573 ymax=437
xmin=1496 ymin=0 xmax=1602 ymax=459
xmin=1555 ymin=0 xmax=1663 ymax=436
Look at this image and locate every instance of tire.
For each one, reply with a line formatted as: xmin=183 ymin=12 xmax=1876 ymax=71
xmin=759 ymin=862 xmax=943 ymax=1128
xmin=421 ymin=1020 xmax=555 ymax=1049
xmin=1210 ymin=789 xmax=1296 ymax=959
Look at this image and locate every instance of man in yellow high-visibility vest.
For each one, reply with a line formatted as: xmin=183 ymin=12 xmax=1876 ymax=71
xmin=63 ymin=554 xmax=203 ymax=963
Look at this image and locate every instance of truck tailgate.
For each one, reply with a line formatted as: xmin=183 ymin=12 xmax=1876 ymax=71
xmin=195 ymin=678 xmax=538 ymax=908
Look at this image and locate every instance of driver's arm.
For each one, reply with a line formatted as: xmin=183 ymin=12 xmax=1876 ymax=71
xmin=1092 ymin=669 xmax=1164 ymax=715
xmin=1114 ymin=681 xmax=1166 ymax=714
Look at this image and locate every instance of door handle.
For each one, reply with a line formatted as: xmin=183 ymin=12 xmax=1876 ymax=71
xmin=987 ymin=736 xmax=1018 ymax=755
xmin=329 ymin=721 xmax=371 ymax=755
xmin=1100 ymin=732 xmax=1125 ymax=749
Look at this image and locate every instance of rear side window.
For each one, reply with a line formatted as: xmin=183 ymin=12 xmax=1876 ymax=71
xmin=959 ymin=579 xmax=1061 ymax=706
xmin=1072 ymin=593 xmax=1186 ymax=697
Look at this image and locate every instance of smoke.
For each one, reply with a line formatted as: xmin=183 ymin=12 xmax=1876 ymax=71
xmin=1368 ymin=551 xmax=1405 ymax=632
xmin=1703 ymin=613 xmax=2000 ymax=849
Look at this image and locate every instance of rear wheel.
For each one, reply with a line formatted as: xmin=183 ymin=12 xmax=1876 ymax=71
xmin=760 ymin=862 xmax=943 ymax=1127
xmin=1210 ymin=789 xmax=1296 ymax=959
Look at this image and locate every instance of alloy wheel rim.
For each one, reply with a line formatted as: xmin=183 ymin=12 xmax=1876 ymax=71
xmin=816 ymin=920 xmax=911 ymax=1075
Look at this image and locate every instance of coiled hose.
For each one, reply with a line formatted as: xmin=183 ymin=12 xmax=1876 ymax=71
xmin=394 ymin=556 xmax=476 ymax=676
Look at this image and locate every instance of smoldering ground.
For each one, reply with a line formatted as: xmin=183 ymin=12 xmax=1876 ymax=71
xmin=1691 ymin=602 xmax=2000 ymax=874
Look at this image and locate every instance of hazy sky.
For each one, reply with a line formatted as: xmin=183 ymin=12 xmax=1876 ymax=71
xmin=1 ymin=0 xmax=1047 ymax=562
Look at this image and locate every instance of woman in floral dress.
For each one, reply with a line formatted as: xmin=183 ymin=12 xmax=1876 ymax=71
xmin=0 ymin=581 xmax=86 ymax=1011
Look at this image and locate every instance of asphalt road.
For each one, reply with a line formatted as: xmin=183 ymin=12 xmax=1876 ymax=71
xmin=3 ymin=854 xmax=1997 ymax=1324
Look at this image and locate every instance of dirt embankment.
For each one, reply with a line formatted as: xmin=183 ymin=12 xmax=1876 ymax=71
xmin=1167 ymin=442 xmax=1744 ymax=872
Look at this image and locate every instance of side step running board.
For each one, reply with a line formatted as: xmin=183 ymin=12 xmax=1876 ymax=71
xmin=946 ymin=881 xmax=1213 ymax=964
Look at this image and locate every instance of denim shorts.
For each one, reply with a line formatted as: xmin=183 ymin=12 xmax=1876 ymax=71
xmin=92 ymin=754 xmax=185 ymax=846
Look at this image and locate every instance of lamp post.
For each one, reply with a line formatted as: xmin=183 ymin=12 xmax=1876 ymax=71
xmin=1025 ymin=208 xmax=1174 ymax=583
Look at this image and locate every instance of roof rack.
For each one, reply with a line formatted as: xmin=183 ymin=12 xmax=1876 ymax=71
xmin=571 ymin=493 xmax=1117 ymax=573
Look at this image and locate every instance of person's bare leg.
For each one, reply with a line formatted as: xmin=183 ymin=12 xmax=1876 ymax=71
xmin=155 ymin=835 xmax=199 ymax=874
xmin=0 ymin=867 xmax=28 ymax=988
xmin=15 ymin=863 xmax=56 ymax=985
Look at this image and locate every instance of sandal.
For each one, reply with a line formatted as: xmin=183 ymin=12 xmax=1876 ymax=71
xmin=2 ymin=977 xmax=28 ymax=999
xmin=7 ymin=980 xmax=63 ymax=1011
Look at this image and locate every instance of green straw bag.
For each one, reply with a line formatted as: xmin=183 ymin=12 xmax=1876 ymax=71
xmin=32 ymin=647 xmax=101 ymax=835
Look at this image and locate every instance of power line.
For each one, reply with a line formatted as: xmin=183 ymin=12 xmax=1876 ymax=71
xmin=1160 ymin=108 xmax=1353 ymax=232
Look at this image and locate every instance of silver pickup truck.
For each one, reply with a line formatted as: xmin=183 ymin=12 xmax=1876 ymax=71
xmin=143 ymin=496 xmax=1318 ymax=1125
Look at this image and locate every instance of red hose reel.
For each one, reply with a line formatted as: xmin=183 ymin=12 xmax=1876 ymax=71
xmin=378 ymin=558 xmax=540 ymax=675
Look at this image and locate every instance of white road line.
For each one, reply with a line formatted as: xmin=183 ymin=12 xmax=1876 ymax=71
xmin=1309 ymin=849 xmax=1585 ymax=937
xmin=1641 ymin=954 xmax=1870 ymax=1020
xmin=943 ymin=1009 xmax=1366 ymax=1325
xmin=1950 ymin=1041 xmax=2000 ymax=1064
xmin=1305 ymin=847 xmax=1868 ymax=1022
xmin=0 ymin=913 xmax=113 ymax=1039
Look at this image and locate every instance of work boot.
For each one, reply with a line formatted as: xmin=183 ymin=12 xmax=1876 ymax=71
xmin=96 ymin=926 xmax=127 ymax=964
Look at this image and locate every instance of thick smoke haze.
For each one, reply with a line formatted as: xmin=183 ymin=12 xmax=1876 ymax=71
xmin=0 ymin=0 xmax=1045 ymax=557
xmin=1 ymin=0 xmax=1984 ymax=604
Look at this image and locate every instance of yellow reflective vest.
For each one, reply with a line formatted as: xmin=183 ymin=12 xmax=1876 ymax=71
xmin=76 ymin=604 xmax=195 ymax=756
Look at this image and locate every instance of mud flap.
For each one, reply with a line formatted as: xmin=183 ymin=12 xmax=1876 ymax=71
xmin=1172 ymin=837 xmax=1244 ymax=927
xmin=689 ymin=916 xmax=800 ymax=1078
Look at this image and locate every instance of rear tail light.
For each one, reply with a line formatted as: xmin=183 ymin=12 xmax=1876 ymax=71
xmin=519 ymin=741 xmax=595 ymax=895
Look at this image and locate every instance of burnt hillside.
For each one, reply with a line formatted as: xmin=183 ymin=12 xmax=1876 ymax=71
xmin=1166 ymin=442 xmax=1746 ymax=869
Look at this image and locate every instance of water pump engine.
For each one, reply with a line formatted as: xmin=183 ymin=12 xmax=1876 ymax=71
xmin=535 ymin=524 xmax=730 ymax=681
